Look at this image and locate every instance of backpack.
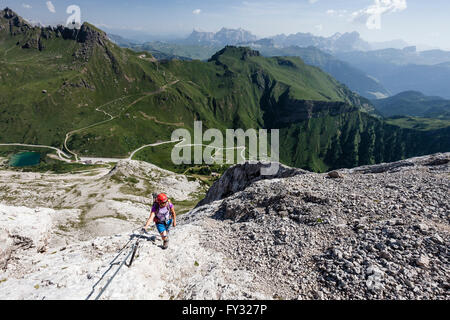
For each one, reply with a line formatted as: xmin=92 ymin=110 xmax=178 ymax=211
xmin=152 ymin=196 xmax=173 ymax=223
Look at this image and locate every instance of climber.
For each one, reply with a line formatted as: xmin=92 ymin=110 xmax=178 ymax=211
xmin=143 ymin=193 xmax=177 ymax=249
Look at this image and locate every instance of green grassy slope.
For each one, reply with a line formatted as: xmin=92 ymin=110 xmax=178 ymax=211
xmin=131 ymin=41 xmax=217 ymax=61
xmin=124 ymin=41 xmax=390 ymax=100
xmin=372 ymin=91 xmax=450 ymax=119
xmin=385 ymin=116 xmax=450 ymax=131
xmin=280 ymin=112 xmax=450 ymax=171
xmin=0 ymin=11 xmax=170 ymax=147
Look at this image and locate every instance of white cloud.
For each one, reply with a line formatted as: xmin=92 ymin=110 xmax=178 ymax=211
xmin=46 ymin=1 xmax=56 ymax=13
xmin=309 ymin=0 xmax=319 ymax=3
xmin=193 ymin=9 xmax=201 ymax=15
xmin=22 ymin=4 xmax=32 ymax=9
xmin=326 ymin=9 xmax=347 ymax=18
xmin=352 ymin=0 xmax=407 ymax=30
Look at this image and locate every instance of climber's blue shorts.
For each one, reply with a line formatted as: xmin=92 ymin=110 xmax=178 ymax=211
xmin=156 ymin=219 xmax=172 ymax=234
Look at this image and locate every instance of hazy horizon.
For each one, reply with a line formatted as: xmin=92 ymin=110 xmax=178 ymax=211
xmin=3 ymin=0 xmax=449 ymax=50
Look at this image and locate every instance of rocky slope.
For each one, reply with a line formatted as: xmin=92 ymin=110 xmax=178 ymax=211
xmin=1 ymin=154 xmax=448 ymax=300
xmin=191 ymin=153 xmax=450 ymax=299
xmin=0 ymin=159 xmax=265 ymax=299
xmin=1 ymin=7 xmax=109 ymax=54
xmin=0 ymin=160 xmax=203 ymax=243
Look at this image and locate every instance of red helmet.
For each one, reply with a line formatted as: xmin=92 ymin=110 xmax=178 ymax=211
xmin=156 ymin=193 xmax=168 ymax=204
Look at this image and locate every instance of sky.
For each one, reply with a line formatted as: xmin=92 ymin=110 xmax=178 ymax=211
xmin=2 ymin=0 xmax=449 ymax=50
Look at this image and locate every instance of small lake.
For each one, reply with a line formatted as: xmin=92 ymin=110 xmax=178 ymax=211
xmin=9 ymin=152 xmax=41 ymax=167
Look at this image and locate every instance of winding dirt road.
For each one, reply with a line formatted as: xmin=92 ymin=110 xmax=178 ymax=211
xmin=1 ymin=79 xmax=255 ymax=167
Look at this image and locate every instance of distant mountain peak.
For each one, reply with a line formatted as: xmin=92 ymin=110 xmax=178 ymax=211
xmin=397 ymin=90 xmax=425 ymax=96
xmin=269 ymin=30 xmax=374 ymax=53
xmin=330 ymin=32 xmax=342 ymax=39
xmin=339 ymin=31 xmax=361 ymax=39
xmin=185 ymin=27 xmax=257 ymax=46
xmin=2 ymin=7 xmax=18 ymax=18
xmin=1 ymin=7 xmax=31 ymax=28
xmin=77 ymin=22 xmax=108 ymax=43
xmin=182 ymin=27 xmax=414 ymax=53
xmin=0 ymin=8 xmax=111 ymax=58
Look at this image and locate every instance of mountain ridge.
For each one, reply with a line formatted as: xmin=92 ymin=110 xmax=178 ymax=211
xmin=335 ymin=50 xmax=450 ymax=98
xmin=181 ymin=28 xmax=415 ymax=53
xmin=1 ymin=8 xmax=108 ymax=47
xmin=184 ymin=27 xmax=258 ymax=46
xmin=1 ymin=8 xmax=449 ymax=174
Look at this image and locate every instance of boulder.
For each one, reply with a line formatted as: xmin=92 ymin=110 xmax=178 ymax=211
xmin=328 ymin=171 xmax=343 ymax=179
xmin=416 ymin=255 xmax=430 ymax=268
xmin=197 ymin=162 xmax=306 ymax=206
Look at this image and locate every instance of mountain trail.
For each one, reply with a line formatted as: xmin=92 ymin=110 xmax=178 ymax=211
xmin=1 ymin=154 xmax=449 ymax=299
xmin=63 ymin=79 xmax=181 ymax=162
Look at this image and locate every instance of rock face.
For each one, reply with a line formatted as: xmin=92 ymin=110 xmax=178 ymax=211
xmin=0 ymin=154 xmax=449 ymax=300
xmin=344 ymin=153 xmax=450 ymax=174
xmin=0 ymin=205 xmax=54 ymax=271
xmin=0 ymin=8 xmax=108 ymax=57
xmin=185 ymin=28 xmax=258 ymax=46
xmin=107 ymin=160 xmax=202 ymax=201
xmin=0 ymin=205 xmax=266 ymax=300
xmin=271 ymin=31 xmax=371 ymax=53
xmin=191 ymin=153 xmax=450 ymax=299
xmin=0 ymin=160 xmax=237 ymax=300
xmin=1 ymin=7 xmax=29 ymax=28
xmin=0 ymin=159 xmax=204 ymax=243
xmin=197 ymin=162 xmax=307 ymax=207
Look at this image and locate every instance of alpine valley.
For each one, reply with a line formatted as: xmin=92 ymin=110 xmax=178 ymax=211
xmin=0 ymin=8 xmax=449 ymax=173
